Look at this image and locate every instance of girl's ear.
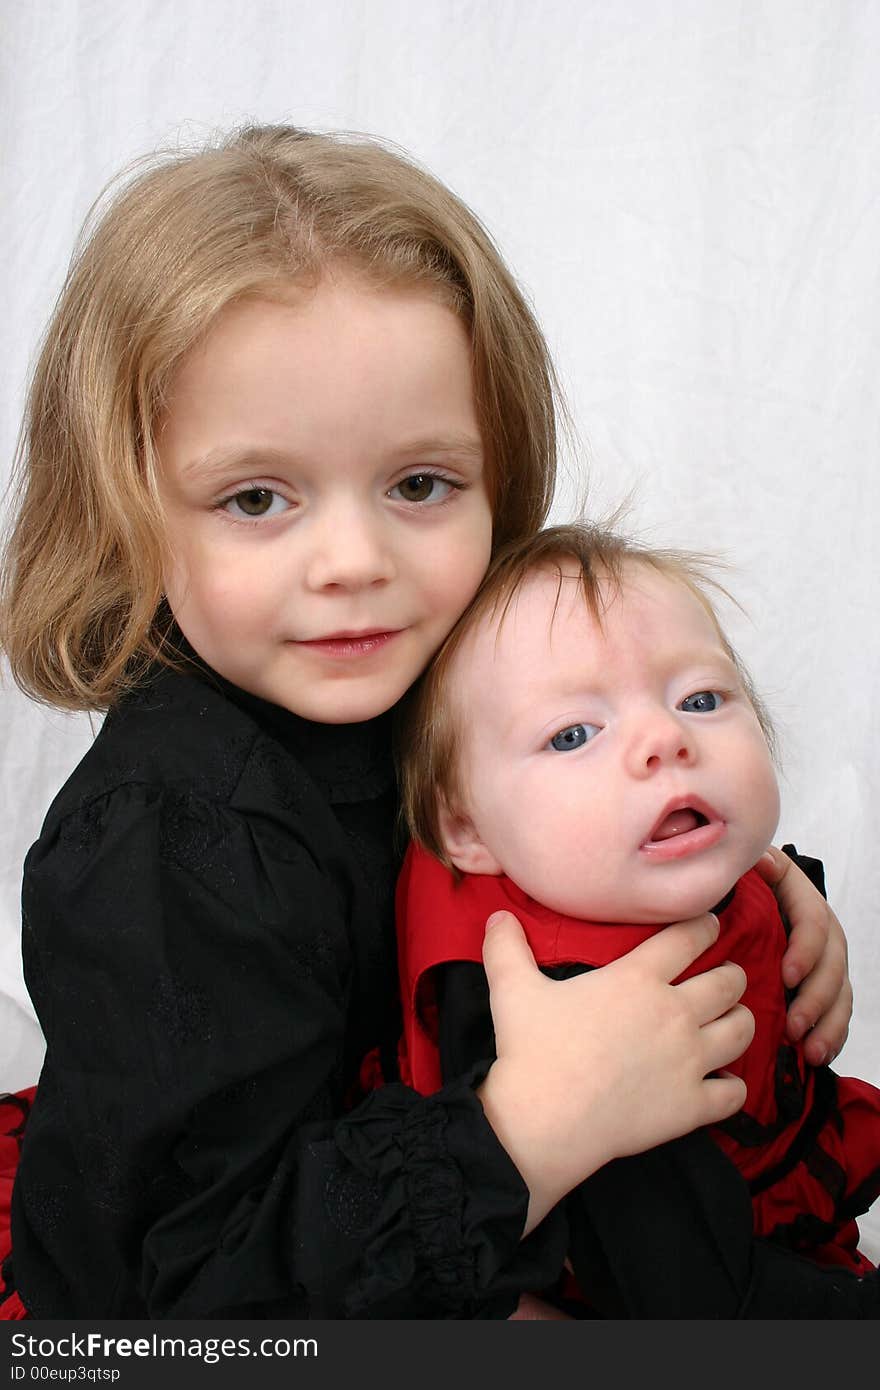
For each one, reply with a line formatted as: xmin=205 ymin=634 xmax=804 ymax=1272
xmin=436 ymin=802 xmax=504 ymax=876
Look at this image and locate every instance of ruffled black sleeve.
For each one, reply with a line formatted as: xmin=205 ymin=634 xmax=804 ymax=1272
xmin=13 ymin=712 xmax=531 ymax=1319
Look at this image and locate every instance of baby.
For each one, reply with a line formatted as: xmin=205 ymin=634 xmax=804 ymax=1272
xmin=396 ymin=522 xmax=880 ymax=1317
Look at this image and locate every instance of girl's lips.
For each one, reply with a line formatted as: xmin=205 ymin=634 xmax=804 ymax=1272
xmin=295 ymin=630 xmax=403 ymax=659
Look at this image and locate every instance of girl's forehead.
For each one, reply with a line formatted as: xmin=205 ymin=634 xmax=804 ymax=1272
xmin=156 ymin=277 xmax=482 ymax=475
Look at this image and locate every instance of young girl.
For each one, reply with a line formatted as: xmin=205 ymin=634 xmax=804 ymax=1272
xmin=0 ymin=125 xmax=851 ymax=1319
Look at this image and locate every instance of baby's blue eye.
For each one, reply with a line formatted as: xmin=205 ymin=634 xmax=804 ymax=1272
xmin=679 ymin=691 xmax=723 ymax=713
xmin=549 ymin=723 xmax=600 ymax=752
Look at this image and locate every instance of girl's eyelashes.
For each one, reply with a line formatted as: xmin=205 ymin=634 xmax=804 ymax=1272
xmin=548 ymin=722 xmax=602 ymax=752
xmin=214 ymin=472 xmax=464 ymax=520
xmin=678 ymin=690 xmax=725 ymax=713
xmin=217 ymin=487 xmax=292 ymax=521
xmin=387 ymin=472 xmax=464 ymax=505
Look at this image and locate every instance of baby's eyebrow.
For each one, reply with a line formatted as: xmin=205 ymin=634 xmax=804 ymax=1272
xmin=667 ymin=647 xmax=739 ymax=675
xmin=493 ymin=680 xmax=601 ymax=740
xmin=491 ymin=648 xmax=740 ymax=735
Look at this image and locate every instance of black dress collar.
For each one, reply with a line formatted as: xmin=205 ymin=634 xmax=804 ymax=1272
xmin=225 ymin=681 xmax=395 ymax=806
xmin=162 ymin=629 xmax=395 ymax=806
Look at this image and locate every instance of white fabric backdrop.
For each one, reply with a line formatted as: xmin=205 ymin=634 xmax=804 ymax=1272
xmin=2 ymin=0 xmax=879 ymax=1258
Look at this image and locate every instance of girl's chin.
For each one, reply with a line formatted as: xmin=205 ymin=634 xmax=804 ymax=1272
xmin=278 ymin=687 xmax=406 ymax=725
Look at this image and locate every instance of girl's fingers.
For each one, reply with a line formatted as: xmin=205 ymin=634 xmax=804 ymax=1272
xmin=621 ymin=912 xmax=720 ymax=981
xmin=754 ymin=848 xmax=825 ymax=982
xmin=700 ymin=1071 xmax=749 ymax=1126
xmin=798 ymin=980 xmax=853 ymax=1066
xmin=674 ymin=959 xmax=748 ymax=1026
xmin=482 ymin=911 xmax=538 ymax=983
xmin=485 ymin=911 xmax=723 ymax=993
xmin=755 ymin=847 xmax=852 ymax=1057
xmin=695 ymin=1002 xmax=755 ymax=1074
xmin=756 ymin=846 xmax=841 ymax=983
xmin=785 ymin=921 xmax=850 ymax=1048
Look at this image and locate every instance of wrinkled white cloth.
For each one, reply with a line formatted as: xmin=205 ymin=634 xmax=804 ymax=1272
xmin=2 ymin=1 xmax=879 ymax=1260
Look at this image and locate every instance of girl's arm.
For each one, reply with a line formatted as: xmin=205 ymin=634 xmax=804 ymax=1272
xmin=16 ymin=781 xmax=531 ymax=1320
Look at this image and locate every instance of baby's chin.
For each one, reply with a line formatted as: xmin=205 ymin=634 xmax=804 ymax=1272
xmin=619 ymin=840 xmax=776 ymax=925
xmin=517 ymin=835 xmax=775 ymax=925
xmin=548 ymin=870 xmax=744 ymax=926
xmin=623 ymin=893 xmax=732 ymax=926
xmin=621 ymin=872 xmax=743 ymax=925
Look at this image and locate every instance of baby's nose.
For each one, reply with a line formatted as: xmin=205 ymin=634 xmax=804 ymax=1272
xmin=625 ymin=712 xmax=696 ymax=777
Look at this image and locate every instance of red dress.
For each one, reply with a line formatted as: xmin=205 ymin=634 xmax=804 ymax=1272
xmin=396 ymin=845 xmax=880 ymax=1274
xmin=0 ymin=1088 xmax=34 ymax=1319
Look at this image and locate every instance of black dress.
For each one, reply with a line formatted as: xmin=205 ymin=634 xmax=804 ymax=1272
xmin=10 ymin=657 xmax=543 ymax=1318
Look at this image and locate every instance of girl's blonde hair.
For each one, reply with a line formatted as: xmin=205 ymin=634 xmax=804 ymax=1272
xmin=1 ymin=125 xmax=560 ymax=710
xmin=398 ymin=521 xmax=775 ymax=867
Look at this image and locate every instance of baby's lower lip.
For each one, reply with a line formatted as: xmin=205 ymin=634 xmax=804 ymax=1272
xmin=295 ymin=631 xmax=402 ymax=658
xmin=640 ymin=820 xmax=727 ymax=861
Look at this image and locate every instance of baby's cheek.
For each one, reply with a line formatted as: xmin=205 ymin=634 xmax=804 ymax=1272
xmin=755 ymin=739 xmax=780 ymax=815
xmin=742 ymin=746 xmax=781 ymax=851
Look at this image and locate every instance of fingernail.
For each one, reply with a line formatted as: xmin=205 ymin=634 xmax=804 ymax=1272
xmin=788 ymin=1011 xmax=805 ymax=1039
xmin=486 ymin=913 xmax=505 ymax=929
xmin=782 ymin=963 xmax=800 ymax=988
xmin=809 ymin=1044 xmax=828 ymax=1067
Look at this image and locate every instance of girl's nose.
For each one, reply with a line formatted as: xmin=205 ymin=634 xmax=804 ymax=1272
xmin=304 ymin=503 xmax=396 ymax=592
xmin=624 ymin=711 xmax=696 ymax=778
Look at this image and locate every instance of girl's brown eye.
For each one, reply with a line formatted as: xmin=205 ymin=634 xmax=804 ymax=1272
xmin=396 ymin=474 xmax=437 ymax=502
xmin=391 ymin=474 xmax=459 ymax=505
xmin=223 ymin=488 xmax=290 ymax=521
xmin=233 ymin=488 xmax=274 ymax=515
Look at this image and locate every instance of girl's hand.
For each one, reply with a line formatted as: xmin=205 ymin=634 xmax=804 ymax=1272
xmin=476 ymin=910 xmax=754 ymax=1235
xmin=754 ymin=846 xmax=852 ymax=1065
xmin=508 ymin=1293 xmax=573 ymax=1320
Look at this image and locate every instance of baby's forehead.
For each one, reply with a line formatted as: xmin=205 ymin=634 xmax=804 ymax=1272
xmin=449 ymin=557 xmax=722 ymax=682
xmin=479 ymin=556 xmax=706 ymax=634
xmin=446 ymin=565 xmax=596 ymax=689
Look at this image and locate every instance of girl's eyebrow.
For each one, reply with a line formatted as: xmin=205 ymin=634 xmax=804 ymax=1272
xmin=387 ymin=435 xmax=484 ymax=467
xmin=180 ymin=436 xmax=485 ymax=486
xmin=180 ymin=446 xmax=292 ymax=486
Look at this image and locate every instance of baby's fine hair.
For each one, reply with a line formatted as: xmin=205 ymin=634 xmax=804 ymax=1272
xmin=1 ymin=125 xmax=561 ymax=710
xmin=398 ymin=521 xmax=775 ymax=867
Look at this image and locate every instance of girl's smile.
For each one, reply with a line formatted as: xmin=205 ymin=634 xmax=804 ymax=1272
xmin=156 ymin=276 xmax=494 ymax=723
xmin=293 ymin=628 xmax=404 ymax=658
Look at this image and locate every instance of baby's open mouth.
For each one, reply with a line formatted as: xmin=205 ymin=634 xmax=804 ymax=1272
xmin=640 ymin=801 xmax=726 ymax=859
xmin=649 ymin=807 xmax=709 ymax=842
